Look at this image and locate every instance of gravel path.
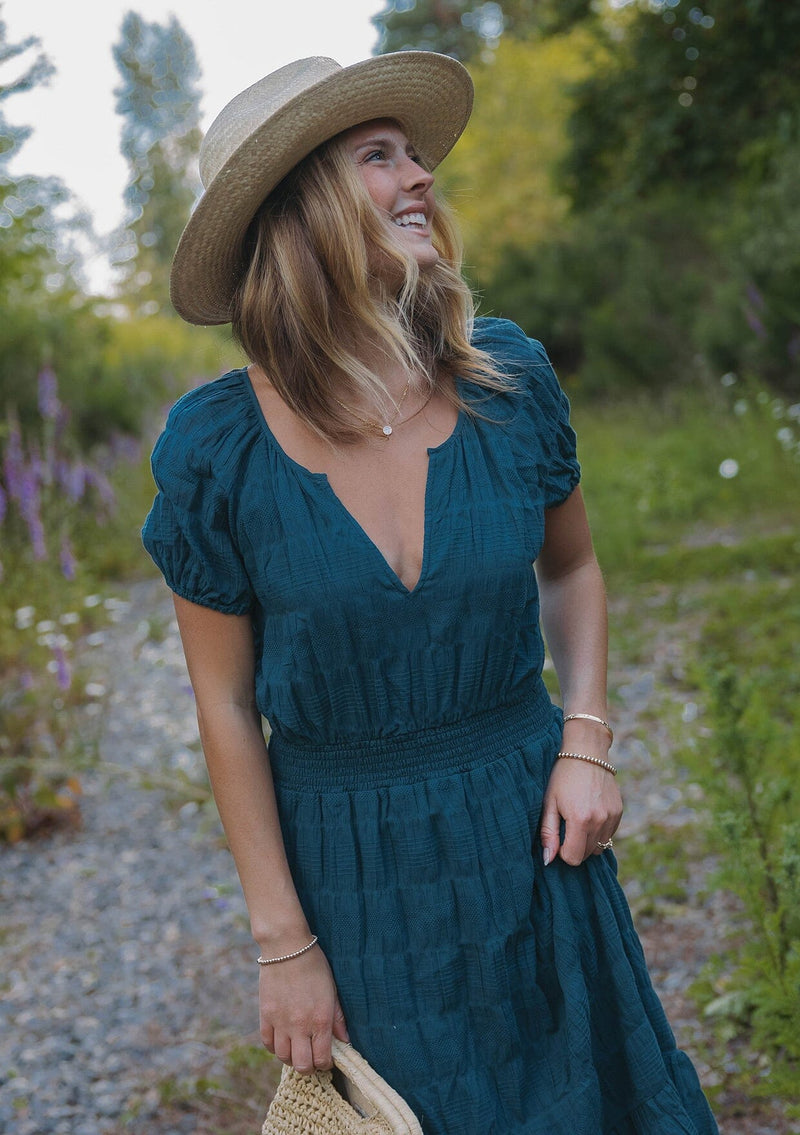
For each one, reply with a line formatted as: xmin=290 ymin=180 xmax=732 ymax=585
xmin=1 ymin=581 xmax=256 ymax=1135
xmin=0 ymin=579 xmax=793 ymax=1133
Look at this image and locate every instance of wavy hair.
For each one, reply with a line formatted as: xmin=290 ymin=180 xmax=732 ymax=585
xmin=231 ymin=127 xmax=508 ymax=442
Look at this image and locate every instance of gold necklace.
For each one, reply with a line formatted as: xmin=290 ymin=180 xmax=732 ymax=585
xmin=333 ymin=376 xmax=413 ymax=438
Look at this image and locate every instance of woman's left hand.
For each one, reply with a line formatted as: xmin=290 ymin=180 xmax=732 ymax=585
xmin=540 ymin=757 xmax=623 ymax=867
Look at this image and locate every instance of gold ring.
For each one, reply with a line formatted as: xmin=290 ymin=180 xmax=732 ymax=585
xmin=597 ymin=839 xmax=613 ymax=850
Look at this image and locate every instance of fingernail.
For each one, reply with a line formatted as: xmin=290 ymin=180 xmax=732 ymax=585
xmin=543 ymin=847 xmax=551 ymax=866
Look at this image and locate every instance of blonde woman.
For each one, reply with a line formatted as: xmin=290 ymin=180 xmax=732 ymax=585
xmin=143 ymin=53 xmax=717 ymax=1135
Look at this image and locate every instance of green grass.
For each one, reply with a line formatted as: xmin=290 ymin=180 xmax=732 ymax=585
xmin=572 ymin=377 xmax=800 ymax=584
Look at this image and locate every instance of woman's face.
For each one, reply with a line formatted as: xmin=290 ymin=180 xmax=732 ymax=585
xmin=343 ymin=119 xmax=439 ymax=271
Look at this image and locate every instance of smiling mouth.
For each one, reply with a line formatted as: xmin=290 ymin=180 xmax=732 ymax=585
xmin=393 ymin=212 xmax=427 ymax=229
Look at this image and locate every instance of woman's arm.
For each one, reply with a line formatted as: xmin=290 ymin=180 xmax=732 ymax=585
xmin=172 ymin=594 xmax=348 ymax=1071
xmin=534 ymin=487 xmax=623 ymax=867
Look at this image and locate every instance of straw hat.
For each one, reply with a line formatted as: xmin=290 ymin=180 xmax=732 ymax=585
xmin=170 ymin=52 xmax=474 ymax=325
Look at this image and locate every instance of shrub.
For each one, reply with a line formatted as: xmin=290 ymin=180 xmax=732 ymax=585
xmin=0 ymin=367 xmax=140 ymax=840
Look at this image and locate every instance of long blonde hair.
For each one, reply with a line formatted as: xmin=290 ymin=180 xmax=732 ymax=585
xmin=231 ymin=127 xmax=507 ymax=442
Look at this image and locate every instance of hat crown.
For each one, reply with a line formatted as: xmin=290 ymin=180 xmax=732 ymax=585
xmin=199 ymin=57 xmax=343 ymax=187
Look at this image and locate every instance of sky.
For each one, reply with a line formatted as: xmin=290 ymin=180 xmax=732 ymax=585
xmin=2 ymin=0 xmax=382 ymax=289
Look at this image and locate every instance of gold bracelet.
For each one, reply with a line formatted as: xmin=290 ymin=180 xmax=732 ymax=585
xmin=563 ymin=713 xmax=613 ymax=743
xmin=557 ymin=751 xmax=617 ymax=776
xmin=257 ymin=935 xmax=319 ymax=966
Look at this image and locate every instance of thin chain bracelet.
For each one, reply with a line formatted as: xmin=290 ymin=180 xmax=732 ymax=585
xmin=557 ymin=751 xmax=618 ymax=776
xmin=563 ymin=713 xmax=614 ymax=743
xmin=257 ymin=935 xmax=319 ymax=966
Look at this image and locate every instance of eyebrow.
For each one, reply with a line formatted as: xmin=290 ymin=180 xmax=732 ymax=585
xmin=352 ymin=135 xmax=416 ymax=155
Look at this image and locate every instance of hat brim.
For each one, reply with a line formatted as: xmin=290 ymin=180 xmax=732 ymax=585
xmin=170 ymin=52 xmax=474 ymax=325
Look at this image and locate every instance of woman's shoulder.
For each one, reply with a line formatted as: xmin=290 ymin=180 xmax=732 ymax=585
xmin=471 ymin=316 xmax=550 ymax=370
xmin=470 ymin=317 xmax=563 ymax=408
xmin=164 ymin=367 xmax=250 ymax=436
xmin=157 ymin=367 xmax=261 ymax=475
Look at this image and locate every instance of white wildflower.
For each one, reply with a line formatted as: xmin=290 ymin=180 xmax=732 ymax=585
xmin=14 ymin=606 xmax=36 ymax=629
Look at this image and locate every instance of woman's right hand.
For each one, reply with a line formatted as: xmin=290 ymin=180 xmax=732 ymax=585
xmin=258 ymin=943 xmax=349 ymax=1073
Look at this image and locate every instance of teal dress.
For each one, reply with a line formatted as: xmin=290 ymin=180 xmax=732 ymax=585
xmin=143 ymin=318 xmax=717 ymax=1134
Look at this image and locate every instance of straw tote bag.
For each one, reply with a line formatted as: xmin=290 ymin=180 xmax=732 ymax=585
xmin=261 ymin=1038 xmax=423 ymax=1135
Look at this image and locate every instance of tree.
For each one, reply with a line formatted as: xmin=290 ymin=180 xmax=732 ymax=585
xmin=565 ymin=0 xmax=800 ymax=207
xmin=374 ymin=0 xmax=561 ymax=61
xmin=436 ymin=29 xmax=602 ymax=282
xmin=0 ymin=8 xmax=58 ymax=295
xmin=113 ymin=11 xmax=202 ymax=314
xmin=0 ymin=8 xmax=97 ymax=425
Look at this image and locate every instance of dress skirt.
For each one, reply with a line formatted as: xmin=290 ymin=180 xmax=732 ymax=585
xmin=269 ymin=696 xmax=718 ymax=1135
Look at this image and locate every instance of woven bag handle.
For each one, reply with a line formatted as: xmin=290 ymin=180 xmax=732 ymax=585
xmin=261 ymin=1040 xmax=423 ymax=1135
xmin=331 ymin=1039 xmax=423 ymax=1135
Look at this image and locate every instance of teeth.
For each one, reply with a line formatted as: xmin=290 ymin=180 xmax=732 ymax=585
xmin=393 ymin=212 xmax=426 ymax=227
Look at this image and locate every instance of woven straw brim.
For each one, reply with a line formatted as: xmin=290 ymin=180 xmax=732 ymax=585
xmin=261 ymin=1038 xmax=423 ymax=1135
xmin=170 ymin=52 xmax=473 ymax=326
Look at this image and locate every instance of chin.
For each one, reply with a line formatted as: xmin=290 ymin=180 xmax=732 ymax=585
xmin=415 ymin=246 xmax=440 ymax=271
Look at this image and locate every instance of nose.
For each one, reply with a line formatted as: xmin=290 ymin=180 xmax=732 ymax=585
xmin=400 ymin=153 xmax=434 ymax=193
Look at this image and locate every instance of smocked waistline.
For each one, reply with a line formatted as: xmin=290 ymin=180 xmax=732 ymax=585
xmin=267 ymin=693 xmax=561 ymax=791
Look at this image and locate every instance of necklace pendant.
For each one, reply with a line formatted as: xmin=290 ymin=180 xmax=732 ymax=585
xmin=382 ymin=425 xmax=393 ymax=437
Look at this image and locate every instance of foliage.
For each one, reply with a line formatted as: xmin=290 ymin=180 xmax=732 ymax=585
xmin=683 ymin=657 xmax=800 ymax=1094
xmin=437 ymin=30 xmax=601 ymax=284
xmin=565 ymin=0 xmax=800 ymax=204
xmin=373 ymin=0 xmax=598 ymax=59
xmin=0 ymin=366 xmax=142 ymax=841
xmin=112 ymin=11 xmax=202 ymax=314
xmin=571 ymin=373 xmax=800 ymax=585
xmin=707 ymin=144 xmax=800 ymax=393
xmin=425 ymin=1 xmax=800 ymax=396
xmin=373 ymin=0 xmax=539 ymax=60
xmin=0 ymin=9 xmax=94 ymax=397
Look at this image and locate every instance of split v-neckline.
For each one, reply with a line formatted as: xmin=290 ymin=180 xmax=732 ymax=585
xmin=240 ymin=368 xmax=464 ymax=596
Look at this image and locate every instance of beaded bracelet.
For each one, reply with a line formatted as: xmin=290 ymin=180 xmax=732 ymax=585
xmin=563 ymin=713 xmax=614 ymax=743
xmin=557 ymin=751 xmax=618 ymax=776
xmin=257 ymin=935 xmax=319 ymax=966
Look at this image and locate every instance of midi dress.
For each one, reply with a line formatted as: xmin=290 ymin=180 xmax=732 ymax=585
xmin=143 ymin=317 xmax=718 ymax=1135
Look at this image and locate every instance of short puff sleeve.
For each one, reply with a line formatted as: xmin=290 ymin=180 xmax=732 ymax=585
xmin=142 ymin=409 xmax=253 ymax=615
xmin=524 ymin=336 xmax=580 ymax=508
xmin=472 ymin=318 xmax=580 ymax=508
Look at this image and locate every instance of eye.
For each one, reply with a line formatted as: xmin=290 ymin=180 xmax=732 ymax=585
xmin=364 ymin=148 xmax=387 ymax=163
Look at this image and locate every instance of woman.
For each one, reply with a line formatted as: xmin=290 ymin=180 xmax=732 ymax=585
xmin=143 ymin=53 xmax=717 ymax=1134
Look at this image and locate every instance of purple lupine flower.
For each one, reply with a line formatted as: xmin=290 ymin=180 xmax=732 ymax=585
xmin=19 ymin=670 xmax=35 ymax=692
xmin=84 ymin=467 xmax=116 ymax=511
xmin=59 ymin=534 xmax=76 ymax=580
xmin=52 ymin=644 xmax=71 ymax=691
xmin=38 ymin=366 xmax=61 ymax=420
xmin=744 ymin=308 xmax=767 ymax=339
xmin=28 ymin=442 xmax=50 ymax=487
xmin=0 ymin=482 xmax=6 ymax=525
xmin=18 ymin=468 xmax=47 ymax=559
xmin=745 ymin=282 xmax=765 ymax=311
xmin=27 ymin=512 xmax=47 ymax=560
xmin=3 ymin=416 xmax=25 ymax=501
xmin=109 ymin=432 xmax=142 ymax=465
xmin=58 ymin=460 xmax=87 ymax=503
